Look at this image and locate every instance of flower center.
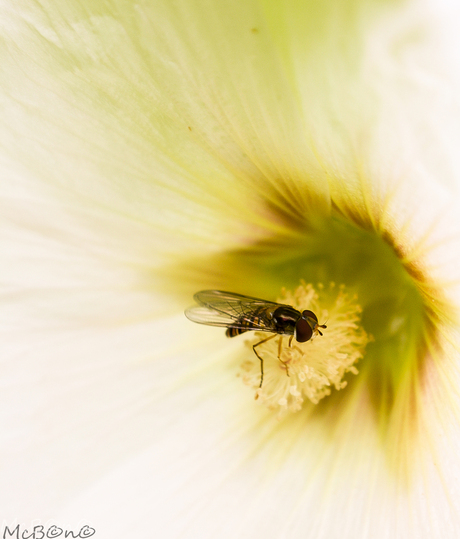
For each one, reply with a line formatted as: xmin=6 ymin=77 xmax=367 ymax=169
xmin=179 ymin=214 xmax=437 ymax=434
xmin=239 ymin=282 xmax=369 ymax=415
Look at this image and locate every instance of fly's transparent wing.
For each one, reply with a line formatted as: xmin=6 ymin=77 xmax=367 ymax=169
xmin=185 ymin=290 xmax=279 ymax=330
xmin=184 ymin=304 xmax=240 ymax=327
xmin=194 ymin=290 xmax=278 ymax=313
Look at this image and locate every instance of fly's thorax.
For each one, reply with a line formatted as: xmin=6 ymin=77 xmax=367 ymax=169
xmin=272 ymin=305 xmax=300 ymax=335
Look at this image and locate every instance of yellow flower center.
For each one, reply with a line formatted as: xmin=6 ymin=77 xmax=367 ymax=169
xmin=239 ymin=282 xmax=370 ymax=415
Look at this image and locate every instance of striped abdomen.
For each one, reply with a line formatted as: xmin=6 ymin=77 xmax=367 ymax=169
xmin=225 ymin=306 xmax=273 ymax=338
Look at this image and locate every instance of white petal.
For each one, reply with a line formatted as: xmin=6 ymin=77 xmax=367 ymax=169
xmin=2 ymin=0 xmax=460 ymax=537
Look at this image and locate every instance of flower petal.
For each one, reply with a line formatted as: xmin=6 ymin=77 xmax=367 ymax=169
xmin=2 ymin=0 xmax=460 ymax=537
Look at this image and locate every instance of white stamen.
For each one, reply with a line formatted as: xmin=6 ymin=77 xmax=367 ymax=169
xmin=239 ymin=282 xmax=370 ymax=416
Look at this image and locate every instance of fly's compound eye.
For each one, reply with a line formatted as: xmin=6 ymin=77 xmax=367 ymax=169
xmin=301 ymin=310 xmax=318 ymax=323
xmin=295 ymin=317 xmax=313 ymax=343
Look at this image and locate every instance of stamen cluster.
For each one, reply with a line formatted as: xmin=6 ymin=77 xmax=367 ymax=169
xmin=239 ymin=283 xmax=370 ymax=416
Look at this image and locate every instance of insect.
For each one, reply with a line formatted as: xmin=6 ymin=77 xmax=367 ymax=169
xmin=185 ymin=290 xmax=327 ymax=388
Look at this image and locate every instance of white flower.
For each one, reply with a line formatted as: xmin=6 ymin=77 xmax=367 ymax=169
xmin=2 ymin=0 xmax=460 ymax=537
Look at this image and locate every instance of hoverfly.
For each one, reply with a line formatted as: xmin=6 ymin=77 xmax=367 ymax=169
xmin=185 ymin=290 xmax=327 ymax=388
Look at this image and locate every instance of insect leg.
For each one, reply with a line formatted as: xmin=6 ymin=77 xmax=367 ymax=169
xmin=253 ymin=334 xmax=277 ymax=388
xmin=278 ymin=336 xmax=290 ymax=378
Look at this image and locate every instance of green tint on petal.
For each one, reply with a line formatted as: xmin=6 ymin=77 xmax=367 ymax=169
xmin=178 ymin=212 xmax=442 ymax=473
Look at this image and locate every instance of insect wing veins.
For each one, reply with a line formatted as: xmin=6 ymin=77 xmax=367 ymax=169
xmin=186 ymin=290 xmax=278 ymax=332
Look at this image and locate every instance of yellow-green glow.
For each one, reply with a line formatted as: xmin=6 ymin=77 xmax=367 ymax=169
xmin=176 ymin=214 xmax=429 ymax=440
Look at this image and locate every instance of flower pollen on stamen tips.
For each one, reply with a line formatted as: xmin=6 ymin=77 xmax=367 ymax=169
xmin=239 ymin=282 xmax=370 ymax=416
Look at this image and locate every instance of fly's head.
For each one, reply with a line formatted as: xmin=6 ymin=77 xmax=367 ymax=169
xmin=294 ymin=310 xmax=327 ymax=343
